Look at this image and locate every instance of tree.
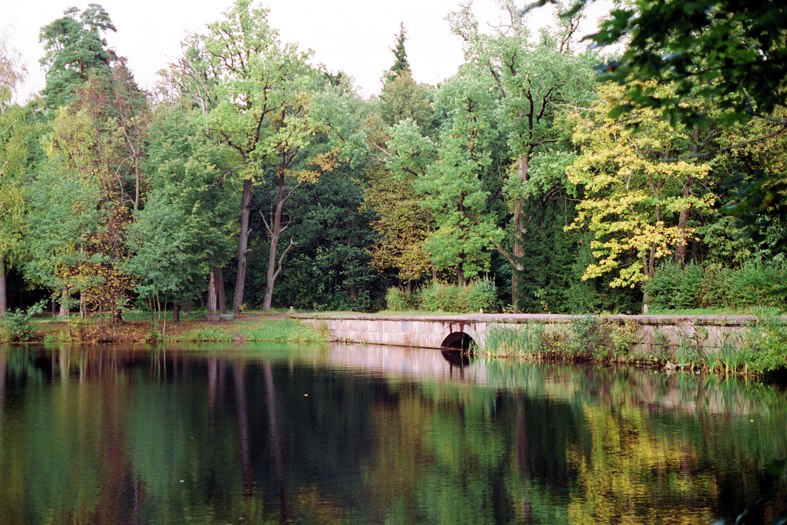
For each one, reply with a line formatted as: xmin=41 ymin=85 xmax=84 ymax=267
xmin=0 ymin=39 xmax=27 ymax=316
xmin=417 ymin=71 xmax=501 ymax=284
xmin=566 ymin=84 xmax=714 ymax=297
xmin=366 ymin=28 xmax=437 ymax=289
xmin=127 ymin=102 xmax=236 ymax=320
xmin=448 ymin=2 xmax=597 ymax=309
xmin=194 ymin=0 xmax=359 ymax=312
xmin=39 ymin=4 xmax=117 ymax=108
xmin=385 ymin=23 xmax=411 ymax=83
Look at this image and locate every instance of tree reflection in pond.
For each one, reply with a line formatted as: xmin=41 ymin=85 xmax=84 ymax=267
xmin=0 ymin=344 xmax=784 ymax=524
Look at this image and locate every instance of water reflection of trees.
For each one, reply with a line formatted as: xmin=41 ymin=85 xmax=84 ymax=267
xmin=0 ymin=346 xmax=784 ymax=524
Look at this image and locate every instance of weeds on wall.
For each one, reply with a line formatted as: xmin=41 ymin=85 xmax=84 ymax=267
xmin=482 ymin=315 xmax=786 ymax=377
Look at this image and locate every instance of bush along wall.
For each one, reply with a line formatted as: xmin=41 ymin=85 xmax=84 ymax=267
xmin=482 ymin=316 xmax=786 ymax=378
xmin=644 ymin=258 xmax=787 ymax=312
xmin=385 ymin=280 xmax=499 ymax=313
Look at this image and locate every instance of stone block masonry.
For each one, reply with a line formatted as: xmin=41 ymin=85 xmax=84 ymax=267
xmin=292 ymin=313 xmax=782 ymax=356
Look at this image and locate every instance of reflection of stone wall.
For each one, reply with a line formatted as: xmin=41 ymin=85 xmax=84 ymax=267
xmin=327 ymin=343 xmax=487 ymax=384
xmin=294 ymin=313 xmax=779 ymax=356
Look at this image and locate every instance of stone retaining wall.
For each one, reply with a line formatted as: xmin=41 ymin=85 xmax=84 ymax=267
xmin=293 ymin=313 xmax=779 ymax=355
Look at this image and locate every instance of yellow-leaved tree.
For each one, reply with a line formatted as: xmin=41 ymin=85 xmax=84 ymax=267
xmin=566 ymin=84 xmax=714 ymax=299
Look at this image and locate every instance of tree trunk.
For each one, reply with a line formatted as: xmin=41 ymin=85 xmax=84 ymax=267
xmin=675 ymin=207 xmax=690 ymax=267
xmin=214 ymin=267 xmax=226 ymax=315
xmin=173 ymin=302 xmax=180 ymax=323
xmin=60 ymin=288 xmax=69 ymax=317
xmin=263 ymin=172 xmax=287 ymax=311
xmin=510 ymin=153 xmax=530 ymax=312
xmin=208 ymin=271 xmax=218 ymax=319
xmin=0 ymin=257 xmax=6 ymax=317
xmin=232 ymin=179 xmax=253 ymax=315
xmin=675 ymin=180 xmax=693 ymax=267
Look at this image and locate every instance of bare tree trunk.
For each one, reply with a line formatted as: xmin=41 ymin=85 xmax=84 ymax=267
xmin=233 ymin=179 xmax=253 ymax=315
xmin=675 ymin=180 xmax=693 ymax=267
xmin=0 ymin=257 xmax=6 ymax=317
xmin=675 ymin=207 xmax=690 ymax=267
xmin=173 ymin=302 xmax=180 ymax=323
xmin=214 ymin=267 xmax=226 ymax=315
xmin=263 ymin=172 xmax=289 ymax=311
xmin=510 ymin=153 xmax=530 ymax=312
xmin=208 ymin=272 xmax=218 ymax=320
xmin=60 ymin=288 xmax=69 ymax=317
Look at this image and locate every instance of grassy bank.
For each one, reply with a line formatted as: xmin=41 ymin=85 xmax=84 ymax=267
xmin=0 ymin=311 xmax=328 ymax=345
xmin=482 ymin=315 xmax=786 ymax=377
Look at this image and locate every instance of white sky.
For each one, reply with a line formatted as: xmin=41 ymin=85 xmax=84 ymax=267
xmin=2 ymin=0 xmax=610 ymax=102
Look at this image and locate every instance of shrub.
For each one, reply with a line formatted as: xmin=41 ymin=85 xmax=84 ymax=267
xmin=4 ymin=301 xmax=46 ymax=342
xmin=646 ymin=258 xmax=787 ymax=311
xmin=419 ymin=280 xmax=498 ymax=313
xmin=466 ymin=278 xmax=499 ymax=312
xmin=385 ymin=287 xmax=415 ymax=312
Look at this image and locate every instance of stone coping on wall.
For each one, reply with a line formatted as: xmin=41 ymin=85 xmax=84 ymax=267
xmin=291 ymin=312 xmax=778 ymax=327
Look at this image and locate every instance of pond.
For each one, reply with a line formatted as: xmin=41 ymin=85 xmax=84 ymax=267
xmin=0 ymin=343 xmax=785 ymax=524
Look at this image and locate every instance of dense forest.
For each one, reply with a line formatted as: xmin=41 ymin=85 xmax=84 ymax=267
xmin=0 ymin=0 xmax=785 ymax=319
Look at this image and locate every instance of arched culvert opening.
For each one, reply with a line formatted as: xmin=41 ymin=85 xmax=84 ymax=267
xmin=440 ymin=332 xmax=475 ymax=368
xmin=441 ymin=331 xmax=475 ymax=351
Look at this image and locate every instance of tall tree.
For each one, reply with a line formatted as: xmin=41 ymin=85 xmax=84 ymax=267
xmin=194 ymin=0 xmax=349 ymax=312
xmin=385 ymin=22 xmax=411 ymax=82
xmin=417 ymin=71 xmax=501 ymax=284
xmin=127 ymin=102 xmax=236 ymax=319
xmin=566 ymin=84 xmax=714 ymax=298
xmin=0 ymin=39 xmax=27 ymax=316
xmin=448 ymin=2 xmax=596 ymax=309
xmin=366 ymin=27 xmax=437 ymax=289
xmin=39 ymin=4 xmax=117 ymax=108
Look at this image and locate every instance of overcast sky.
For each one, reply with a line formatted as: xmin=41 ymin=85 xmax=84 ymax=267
xmin=2 ymin=0 xmax=610 ymax=102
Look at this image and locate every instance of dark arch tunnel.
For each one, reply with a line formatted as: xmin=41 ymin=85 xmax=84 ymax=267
xmin=440 ymin=331 xmax=476 ymax=367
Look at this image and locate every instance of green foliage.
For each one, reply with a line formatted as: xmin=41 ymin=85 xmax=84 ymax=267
xmin=586 ymin=0 xmax=787 ymax=125
xmin=39 ymin=4 xmax=117 ymax=108
xmin=740 ymin=315 xmax=787 ymax=375
xmin=646 ymin=259 xmax=787 ymax=311
xmin=385 ymin=287 xmax=415 ymax=312
xmin=4 ymin=300 xmax=45 ymax=342
xmin=385 ymin=23 xmax=411 ymax=83
xmin=418 ymin=279 xmax=498 ymax=313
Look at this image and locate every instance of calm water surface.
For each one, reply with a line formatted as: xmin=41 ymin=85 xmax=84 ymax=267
xmin=0 ymin=343 xmax=785 ymax=524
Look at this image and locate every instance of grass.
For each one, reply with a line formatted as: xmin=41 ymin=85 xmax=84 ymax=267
xmin=0 ymin=311 xmax=327 ymax=345
xmin=167 ymin=318 xmax=327 ymax=343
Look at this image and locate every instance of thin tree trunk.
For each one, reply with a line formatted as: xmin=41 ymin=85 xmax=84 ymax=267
xmin=208 ymin=271 xmax=218 ymax=320
xmin=60 ymin=288 xmax=69 ymax=317
xmin=263 ymin=172 xmax=286 ymax=311
xmin=214 ymin=267 xmax=226 ymax=315
xmin=233 ymin=179 xmax=253 ymax=315
xmin=511 ymin=153 xmax=530 ymax=312
xmin=0 ymin=257 xmax=6 ymax=317
xmin=675 ymin=180 xmax=693 ymax=267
